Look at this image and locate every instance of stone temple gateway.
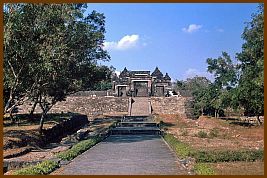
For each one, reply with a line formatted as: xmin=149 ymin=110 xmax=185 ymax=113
xmin=112 ymin=67 xmax=172 ymax=97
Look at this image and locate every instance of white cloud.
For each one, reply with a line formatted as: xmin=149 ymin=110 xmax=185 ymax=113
xmin=103 ymin=34 xmax=139 ymax=50
xmin=216 ymin=28 xmax=224 ymax=32
xmin=114 ymin=70 xmax=120 ymax=76
xmin=183 ymin=68 xmax=214 ymax=81
xmin=182 ymin=24 xmax=202 ymax=33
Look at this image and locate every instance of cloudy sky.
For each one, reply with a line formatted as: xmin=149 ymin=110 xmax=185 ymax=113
xmin=86 ymin=3 xmax=258 ymax=81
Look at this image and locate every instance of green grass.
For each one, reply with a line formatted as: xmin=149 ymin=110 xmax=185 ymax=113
xmin=163 ymin=133 xmax=192 ymax=159
xmin=163 ymin=133 xmax=263 ymax=175
xmin=56 ymin=136 xmax=101 ymax=161
xmin=189 ymin=149 xmax=264 ymax=163
xmin=193 ymin=163 xmax=215 ymax=175
xmin=12 ymin=160 xmax=59 ymax=175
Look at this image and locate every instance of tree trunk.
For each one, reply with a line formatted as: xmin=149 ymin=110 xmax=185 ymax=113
xmin=9 ymin=109 xmax=15 ymax=124
xmin=215 ymin=109 xmax=218 ymax=119
xmin=4 ymin=96 xmax=13 ymax=114
xmin=256 ymin=115 xmax=262 ymax=126
xmin=29 ymin=100 xmax=38 ymax=122
xmin=39 ymin=109 xmax=48 ymax=133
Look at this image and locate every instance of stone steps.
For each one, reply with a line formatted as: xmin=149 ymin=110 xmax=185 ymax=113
xmin=110 ymin=127 xmax=161 ymax=135
xmin=119 ymin=122 xmax=159 ymax=127
xmin=111 ymin=116 xmax=161 ymax=135
xmin=130 ymin=97 xmax=151 ymax=116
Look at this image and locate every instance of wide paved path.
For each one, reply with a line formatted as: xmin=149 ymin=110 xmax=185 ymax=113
xmin=52 ymin=135 xmax=188 ymax=175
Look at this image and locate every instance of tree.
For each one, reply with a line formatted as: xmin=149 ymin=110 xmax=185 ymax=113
xmin=4 ymin=4 xmax=110 ymax=131
xmin=206 ymin=52 xmax=238 ymax=118
xmin=207 ymin=52 xmax=237 ymax=88
xmin=175 ymin=76 xmax=212 ymax=117
xmin=4 ymin=4 xmax=41 ymax=122
xmin=80 ymin=65 xmax=115 ymax=90
xmin=236 ymin=4 xmax=264 ymax=124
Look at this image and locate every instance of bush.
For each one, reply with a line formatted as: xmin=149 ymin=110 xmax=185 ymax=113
xmin=13 ymin=160 xmax=59 ymax=175
xmin=56 ymin=136 xmax=101 ymax=161
xmin=193 ymin=163 xmax=215 ymax=175
xmin=209 ymin=128 xmax=219 ymax=138
xmin=190 ymin=149 xmax=264 ymax=163
xmin=163 ymin=133 xmax=192 ymax=159
xmin=180 ymin=128 xmax=188 ymax=136
xmin=196 ymin=130 xmax=208 ymax=138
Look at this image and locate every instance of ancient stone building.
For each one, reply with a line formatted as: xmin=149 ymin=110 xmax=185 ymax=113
xmin=112 ymin=67 xmax=172 ymax=97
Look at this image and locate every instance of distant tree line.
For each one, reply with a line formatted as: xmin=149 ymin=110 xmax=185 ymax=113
xmin=175 ymin=4 xmax=264 ymax=124
xmin=4 ymin=3 xmax=113 ymax=131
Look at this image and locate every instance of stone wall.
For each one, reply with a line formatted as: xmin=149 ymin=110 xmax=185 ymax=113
xmin=18 ymin=96 xmax=129 ymax=118
xmin=70 ymin=90 xmax=114 ymax=97
xmin=17 ymin=96 xmax=194 ymax=119
xmin=43 ymin=114 xmax=89 ymax=143
xmin=150 ymin=97 xmax=194 ymax=119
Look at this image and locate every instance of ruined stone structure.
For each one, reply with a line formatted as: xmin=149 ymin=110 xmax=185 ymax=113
xmin=18 ymin=96 xmax=194 ymax=119
xmin=18 ymin=97 xmax=129 ymax=119
xmin=112 ymin=67 xmax=172 ymax=97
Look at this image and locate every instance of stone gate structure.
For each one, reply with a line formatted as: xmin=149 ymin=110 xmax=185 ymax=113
xmin=112 ymin=67 xmax=172 ymax=97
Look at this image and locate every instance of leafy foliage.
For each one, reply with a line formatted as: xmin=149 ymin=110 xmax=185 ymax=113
xmin=56 ymin=136 xmax=100 ymax=161
xmin=236 ymin=4 xmax=264 ymax=118
xmin=13 ymin=160 xmax=59 ymax=175
xmin=190 ymin=149 xmax=264 ymax=163
xmin=176 ymin=4 xmax=264 ymax=120
xmin=196 ymin=130 xmax=208 ymax=138
xmin=4 ymin=4 xmax=111 ymax=130
xmin=193 ymin=163 xmax=215 ymax=175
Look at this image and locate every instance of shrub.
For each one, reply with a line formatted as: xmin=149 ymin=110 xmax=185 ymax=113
xmin=196 ymin=130 xmax=208 ymax=138
xmin=190 ymin=149 xmax=264 ymax=163
xmin=180 ymin=128 xmax=188 ymax=136
xmin=209 ymin=128 xmax=219 ymax=138
xmin=193 ymin=163 xmax=215 ymax=175
xmin=163 ymin=133 xmax=192 ymax=159
xmin=56 ymin=136 xmax=101 ymax=161
xmin=13 ymin=160 xmax=59 ymax=175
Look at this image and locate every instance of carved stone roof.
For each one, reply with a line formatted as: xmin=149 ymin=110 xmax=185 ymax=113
xmin=119 ymin=67 xmax=130 ymax=78
xmin=164 ymin=73 xmax=171 ymax=80
xmin=151 ymin=67 xmax=163 ymax=79
xmin=130 ymin=71 xmax=150 ymax=75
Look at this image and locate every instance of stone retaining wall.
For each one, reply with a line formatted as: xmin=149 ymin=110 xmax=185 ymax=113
xmin=18 ymin=96 xmax=129 ymax=118
xmin=43 ymin=114 xmax=89 ymax=143
xmin=150 ymin=97 xmax=194 ymax=119
xmin=70 ymin=90 xmax=114 ymax=97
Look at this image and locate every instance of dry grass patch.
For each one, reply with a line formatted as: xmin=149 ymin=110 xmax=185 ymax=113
xmin=209 ymin=161 xmax=264 ymax=175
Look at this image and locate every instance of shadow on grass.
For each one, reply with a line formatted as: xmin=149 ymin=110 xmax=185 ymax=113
xmin=160 ymin=121 xmax=176 ymax=127
xmin=4 ymin=112 xmax=77 ymax=127
xmin=229 ymin=121 xmax=254 ymax=127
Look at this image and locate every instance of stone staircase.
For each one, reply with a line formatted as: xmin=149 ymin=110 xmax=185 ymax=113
xmin=110 ymin=116 xmax=161 ymax=135
xmin=129 ymin=97 xmax=151 ymax=116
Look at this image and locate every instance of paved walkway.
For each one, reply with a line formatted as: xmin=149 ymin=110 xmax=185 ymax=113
xmin=51 ymin=135 xmax=188 ymax=175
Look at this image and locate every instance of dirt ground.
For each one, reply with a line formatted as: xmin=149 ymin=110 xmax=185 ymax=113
xmin=3 ymin=113 xmax=117 ymax=157
xmin=156 ymin=114 xmax=264 ymax=151
xmin=155 ymin=114 xmax=264 ymax=175
xmin=209 ymin=161 xmax=264 ymax=175
xmin=3 ymin=114 xmax=118 ymax=175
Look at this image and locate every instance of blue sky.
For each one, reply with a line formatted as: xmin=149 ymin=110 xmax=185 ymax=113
xmin=86 ymin=3 xmax=258 ymax=81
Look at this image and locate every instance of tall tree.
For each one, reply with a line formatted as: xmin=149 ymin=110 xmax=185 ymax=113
xmin=236 ymin=4 xmax=264 ymax=123
xmin=4 ymin=4 xmax=110 ymax=130
xmin=206 ymin=52 xmax=238 ymax=118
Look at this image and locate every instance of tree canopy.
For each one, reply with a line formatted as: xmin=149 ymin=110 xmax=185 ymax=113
xmin=4 ymin=4 xmax=111 ymax=130
xmin=175 ymin=4 xmax=264 ymax=121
